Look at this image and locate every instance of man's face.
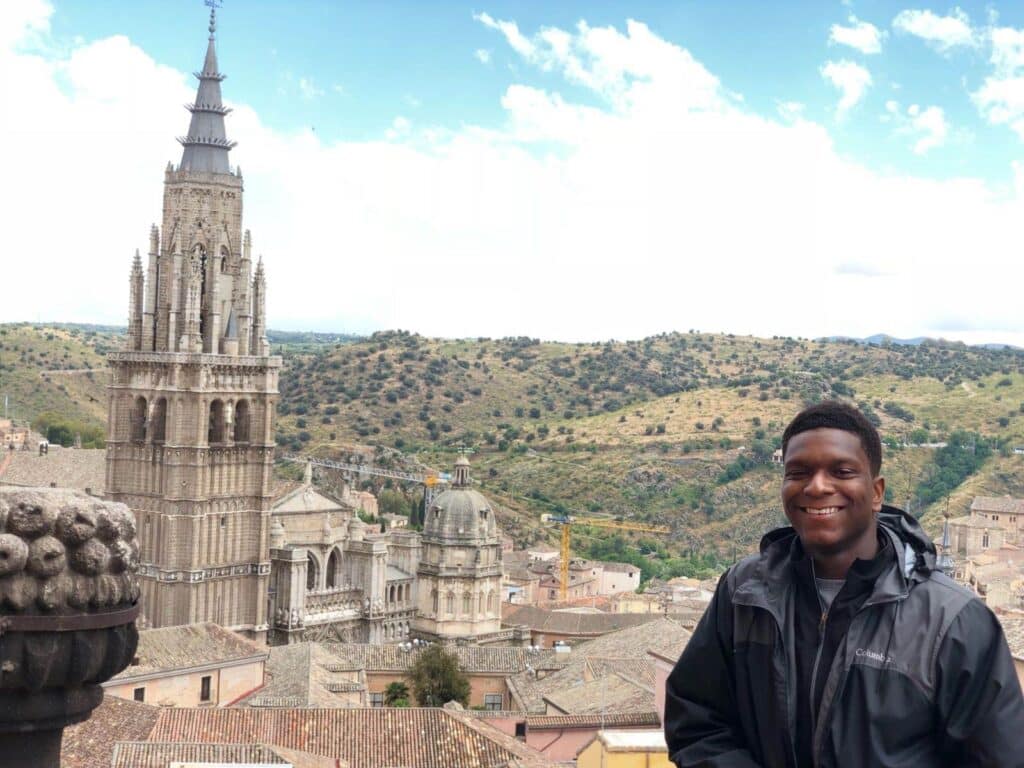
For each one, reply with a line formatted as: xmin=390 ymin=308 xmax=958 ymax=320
xmin=782 ymin=428 xmax=884 ymax=559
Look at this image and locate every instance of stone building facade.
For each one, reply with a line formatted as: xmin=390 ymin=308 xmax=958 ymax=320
xmin=267 ymin=463 xmax=418 ymax=644
xmin=413 ymin=456 xmax=504 ymax=642
xmin=105 ymin=11 xmax=279 ymax=640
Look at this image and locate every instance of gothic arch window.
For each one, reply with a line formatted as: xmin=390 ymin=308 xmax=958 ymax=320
xmin=151 ymin=398 xmax=167 ymax=444
xmin=479 ymin=592 xmax=485 ymax=613
xmin=446 ymin=591 xmax=455 ymax=614
xmin=220 ymin=245 xmax=230 ymax=272
xmin=208 ymin=399 xmax=225 ymax=444
xmin=389 ymin=585 xmax=395 ymax=603
xmin=131 ymin=396 xmax=147 ymax=443
xmin=462 ymin=591 xmax=471 ymax=615
xmin=432 ymin=589 xmax=439 ymax=613
xmin=983 ymin=532 xmax=990 ymax=549
xmin=233 ymin=399 xmax=250 ymax=443
xmin=326 ymin=548 xmax=340 ymax=589
xmin=306 ymin=551 xmax=319 ymax=591
xmin=487 ymin=590 xmax=496 ymax=613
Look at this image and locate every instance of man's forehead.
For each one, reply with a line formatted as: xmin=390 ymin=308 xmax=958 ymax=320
xmin=784 ymin=428 xmax=868 ymax=460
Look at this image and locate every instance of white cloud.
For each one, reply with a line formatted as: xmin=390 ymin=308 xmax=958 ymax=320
xmin=880 ymin=100 xmax=949 ymax=153
xmin=892 ymin=7 xmax=977 ymax=51
xmin=475 ymin=48 xmax=491 ymax=64
xmin=776 ymin=100 xmax=805 ymax=121
xmin=297 ymin=77 xmax=323 ymax=99
xmin=829 ymin=15 xmax=884 ymax=54
xmin=473 ymin=12 xmax=535 ymax=58
xmin=4 ymin=6 xmax=1024 ymax=346
xmin=973 ymin=27 xmax=1024 ymax=138
xmin=820 ymin=59 xmax=872 ymax=115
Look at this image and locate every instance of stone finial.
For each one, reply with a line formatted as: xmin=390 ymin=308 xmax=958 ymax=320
xmin=0 ymin=488 xmax=140 ymax=768
xmin=269 ymin=517 xmax=286 ymax=549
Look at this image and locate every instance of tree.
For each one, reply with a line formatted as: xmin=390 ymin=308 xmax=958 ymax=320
xmin=384 ymin=681 xmax=410 ymax=707
xmin=406 ymin=645 xmax=470 ymax=707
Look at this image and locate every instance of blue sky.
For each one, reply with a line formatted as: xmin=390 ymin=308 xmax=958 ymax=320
xmin=4 ymin=1 xmax=1024 ymax=343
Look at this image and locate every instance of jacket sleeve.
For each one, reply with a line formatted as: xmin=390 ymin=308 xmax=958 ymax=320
xmin=934 ymin=598 xmax=1024 ymax=766
xmin=664 ymin=570 xmax=761 ymax=767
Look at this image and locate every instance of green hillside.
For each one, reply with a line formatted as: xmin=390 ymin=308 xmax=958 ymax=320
xmin=8 ymin=322 xmax=1024 ymax=575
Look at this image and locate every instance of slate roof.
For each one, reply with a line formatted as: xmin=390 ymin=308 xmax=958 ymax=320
xmin=972 ymin=497 xmax=1024 ymax=515
xmin=543 ymin=673 xmax=652 ymax=715
xmin=62 ymin=696 xmax=162 ymax=768
xmin=505 ymin=618 xmax=690 ymax=714
xmin=237 ymin=642 xmax=358 ymax=708
xmin=111 ymin=623 xmax=267 ymax=681
xmin=147 ymin=707 xmax=553 ymax=768
xmin=502 ymin=604 xmax=661 ymax=636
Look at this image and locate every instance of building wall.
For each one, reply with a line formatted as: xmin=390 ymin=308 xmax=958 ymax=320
xmin=599 ymin=569 xmax=641 ymax=596
xmin=366 ymin=670 xmax=510 ymax=708
xmin=576 ymin=739 xmax=673 ymax=768
xmin=105 ymin=659 xmax=264 ymax=708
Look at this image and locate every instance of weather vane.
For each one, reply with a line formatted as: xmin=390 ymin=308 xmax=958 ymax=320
xmin=205 ymin=0 xmax=222 ymax=35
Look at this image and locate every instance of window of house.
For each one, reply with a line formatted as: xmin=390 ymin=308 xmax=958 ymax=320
xmin=200 ymin=675 xmax=212 ymax=702
xmin=484 ymin=693 xmax=503 ymax=711
xmin=514 ymin=721 xmax=526 ymax=739
xmin=983 ymin=532 xmax=990 ymax=548
xmin=133 ymin=687 xmax=145 ymax=702
xmin=369 ymin=692 xmax=384 ymax=707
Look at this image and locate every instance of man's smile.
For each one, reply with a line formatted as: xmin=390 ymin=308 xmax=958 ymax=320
xmin=800 ymin=506 xmax=844 ymax=517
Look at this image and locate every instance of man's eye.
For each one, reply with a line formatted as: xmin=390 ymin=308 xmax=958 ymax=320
xmin=834 ymin=468 xmax=855 ymax=477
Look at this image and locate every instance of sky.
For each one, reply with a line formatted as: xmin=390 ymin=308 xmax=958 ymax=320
xmin=3 ymin=1 xmax=1024 ymax=345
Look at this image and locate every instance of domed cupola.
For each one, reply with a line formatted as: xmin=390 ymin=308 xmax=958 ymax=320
xmin=423 ymin=456 xmax=498 ymax=542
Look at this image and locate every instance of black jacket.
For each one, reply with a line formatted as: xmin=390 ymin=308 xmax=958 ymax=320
xmin=664 ymin=507 xmax=1024 ymax=767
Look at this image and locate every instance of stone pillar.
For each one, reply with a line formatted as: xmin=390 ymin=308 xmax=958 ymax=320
xmin=0 ymin=488 xmax=140 ymax=768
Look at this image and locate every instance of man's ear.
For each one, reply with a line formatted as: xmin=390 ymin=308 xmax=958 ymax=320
xmin=872 ymin=475 xmax=885 ymax=513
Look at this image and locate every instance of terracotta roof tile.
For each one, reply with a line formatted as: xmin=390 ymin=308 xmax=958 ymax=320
xmin=237 ymin=642 xmax=357 ymax=708
xmin=62 ymin=696 xmax=162 ymax=768
xmin=148 ymin=707 xmax=554 ymax=767
xmin=972 ymin=497 xmax=1024 ymax=515
xmin=501 ymin=605 xmax=660 ymax=636
xmin=525 ymin=712 xmax=661 ymax=729
xmin=326 ymin=642 xmax=559 ymax=675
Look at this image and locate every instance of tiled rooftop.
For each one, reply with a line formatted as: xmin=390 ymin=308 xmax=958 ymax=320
xmin=0 ymin=446 xmax=106 ymax=494
xmin=111 ymin=623 xmax=267 ymax=681
xmin=526 ymin=712 xmax=661 ymax=729
xmin=506 ymin=618 xmax=690 ymax=714
xmin=62 ymin=696 xmax=162 ymax=768
xmin=147 ymin=707 xmax=553 ymax=768
xmin=543 ymin=673 xmax=652 ymax=715
xmin=999 ymin=615 xmax=1024 ymax=659
xmin=502 ymin=604 xmax=661 ymax=636
xmin=237 ymin=642 xmax=357 ymax=708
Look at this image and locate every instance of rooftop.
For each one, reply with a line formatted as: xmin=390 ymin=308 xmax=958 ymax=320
xmin=502 ymin=603 xmax=661 ymax=636
xmin=972 ymin=497 xmax=1024 ymax=516
xmin=237 ymin=642 xmax=355 ymax=708
xmin=326 ymin=642 xmax=562 ymax=675
xmin=594 ymin=728 xmax=668 ymax=752
xmin=147 ymin=707 xmax=553 ymax=768
xmin=0 ymin=446 xmax=105 ymax=494
xmin=111 ymin=623 xmax=267 ymax=681
xmin=62 ymin=696 xmax=162 ymax=768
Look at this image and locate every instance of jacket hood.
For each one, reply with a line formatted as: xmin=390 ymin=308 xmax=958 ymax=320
xmin=759 ymin=504 xmax=936 ymax=577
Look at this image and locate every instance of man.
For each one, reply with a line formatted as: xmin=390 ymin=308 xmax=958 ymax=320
xmin=665 ymin=401 xmax=1024 ymax=767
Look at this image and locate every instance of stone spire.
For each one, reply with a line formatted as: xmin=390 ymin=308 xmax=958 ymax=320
xmin=251 ymin=257 xmax=269 ymax=355
xmin=937 ymin=510 xmax=955 ymax=575
xmin=178 ymin=7 xmax=236 ymax=174
xmin=127 ymin=250 xmax=144 ymax=350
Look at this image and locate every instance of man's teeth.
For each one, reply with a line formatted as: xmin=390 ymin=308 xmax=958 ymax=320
xmin=804 ymin=507 xmax=839 ymax=516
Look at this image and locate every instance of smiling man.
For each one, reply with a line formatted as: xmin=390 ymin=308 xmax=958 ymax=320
xmin=664 ymin=401 xmax=1024 ymax=767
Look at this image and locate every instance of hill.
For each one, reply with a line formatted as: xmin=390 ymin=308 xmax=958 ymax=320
xmin=8 ymin=323 xmax=1024 ymax=576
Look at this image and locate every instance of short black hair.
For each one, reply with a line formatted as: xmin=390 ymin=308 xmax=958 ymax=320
xmin=781 ymin=400 xmax=882 ymax=476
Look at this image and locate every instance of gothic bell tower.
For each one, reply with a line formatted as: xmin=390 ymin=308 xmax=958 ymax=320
xmin=105 ymin=7 xmax=280 ymax=641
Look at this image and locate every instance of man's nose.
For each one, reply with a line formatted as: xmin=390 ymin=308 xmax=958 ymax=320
xmin=805 ymin=470 xmax=833 ymax=495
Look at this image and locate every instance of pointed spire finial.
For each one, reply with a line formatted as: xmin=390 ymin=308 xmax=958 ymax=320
xmin=205 ymin=0 xmax=221 ymax=38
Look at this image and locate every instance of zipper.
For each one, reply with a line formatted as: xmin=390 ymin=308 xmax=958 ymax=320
xmin=807 ymin=561 xmax=830 ymax=753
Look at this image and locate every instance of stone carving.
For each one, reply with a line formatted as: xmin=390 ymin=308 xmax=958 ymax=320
xmin=0 ymin=488 xmax=140 ymax=767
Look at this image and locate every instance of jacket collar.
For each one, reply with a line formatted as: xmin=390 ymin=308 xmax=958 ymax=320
xmin=733 ymin=505 xmax=930 ymax=615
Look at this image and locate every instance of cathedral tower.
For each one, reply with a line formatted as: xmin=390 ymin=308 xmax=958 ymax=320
xmin=413 ymin=457 xmax=503 ymax=642
xmin=106 ymin=8 xmax=280 ymax=640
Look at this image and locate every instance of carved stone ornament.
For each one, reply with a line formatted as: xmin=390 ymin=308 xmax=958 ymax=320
xmin=0 ymin=488 xmax=141 ymax=768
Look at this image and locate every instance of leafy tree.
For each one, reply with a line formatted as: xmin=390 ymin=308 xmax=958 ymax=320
xmin=385 ymin=681 xmax=410 ymax=707
xmin=406 ymin=645 xmax=470 ymax=707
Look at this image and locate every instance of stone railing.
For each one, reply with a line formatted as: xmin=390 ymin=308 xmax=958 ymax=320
xmin=305 ymin=586 xmax=363 ymax=614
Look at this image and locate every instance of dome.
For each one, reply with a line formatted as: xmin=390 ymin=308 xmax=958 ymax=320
xmin=424 ymin=487 xmax=498 ymax=541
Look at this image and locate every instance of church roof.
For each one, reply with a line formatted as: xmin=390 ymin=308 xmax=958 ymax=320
xmin=273 ymin=481 xmax=350 ymax=514
xmin=177 ymin=8 xmax=236 ymax=173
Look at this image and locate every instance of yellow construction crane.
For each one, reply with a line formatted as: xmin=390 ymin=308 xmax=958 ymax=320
xmin=540 ymin=513 xmax=670 ymax=600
